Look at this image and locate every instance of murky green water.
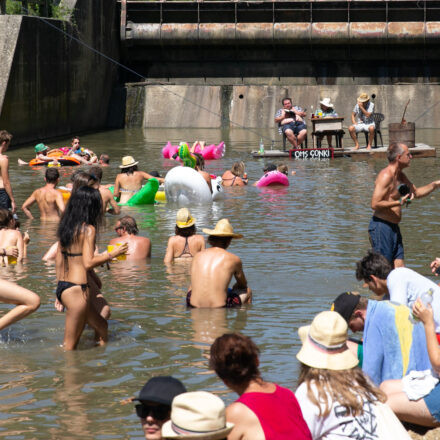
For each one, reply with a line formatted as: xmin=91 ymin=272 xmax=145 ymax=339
xmin=2 ymin=128 xmax=440 ymax=438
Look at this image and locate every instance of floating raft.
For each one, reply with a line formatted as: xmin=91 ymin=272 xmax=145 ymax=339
xmin=251 ymin=143 xmax=436 ymax=159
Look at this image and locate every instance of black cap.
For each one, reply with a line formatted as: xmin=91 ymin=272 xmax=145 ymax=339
xmin=135 ymin=376 xmax=186 ymax=406
xmin=263 ymin=163 xmax=277 ymax=173
xmin=331 ymin=292 xmax=361 ymax=323
xmin=149 ymin=170 xmax=161 ymax=178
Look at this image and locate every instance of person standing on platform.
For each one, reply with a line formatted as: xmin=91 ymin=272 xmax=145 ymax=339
xmin=369 ymin=142 xmax=440 ymax=267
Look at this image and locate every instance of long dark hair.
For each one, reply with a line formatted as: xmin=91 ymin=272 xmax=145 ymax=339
xmin=57 ymin=186 xmax=103 ymax=249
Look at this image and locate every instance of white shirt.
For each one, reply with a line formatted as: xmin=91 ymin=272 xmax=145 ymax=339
xmin=353 ymin=102 xmax=374 ymax=124
xmin=296 ymin=382 xmax=381 ymax=439
xmin=387 ymin=267 xmax=440 ymax=332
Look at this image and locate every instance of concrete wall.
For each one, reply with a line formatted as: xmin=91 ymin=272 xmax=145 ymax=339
xmin=126 ymin=83 xmax=440 ymax=129
xmin=0 ymin=0 xmax=119 ymax=146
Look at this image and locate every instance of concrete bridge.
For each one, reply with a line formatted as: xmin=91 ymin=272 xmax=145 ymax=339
xmin=120 ymin=1 xmax=440 ymax=130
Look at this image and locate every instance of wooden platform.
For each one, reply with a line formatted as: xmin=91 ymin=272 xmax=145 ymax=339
xmin=251 ymin=143 xmax=436 ymax=159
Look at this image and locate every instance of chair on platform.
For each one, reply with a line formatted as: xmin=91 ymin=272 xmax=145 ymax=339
xmin=282 ymin=132 xmax=308 ymax=151
xmin=363 ymin=113 xmax=385 ymax=148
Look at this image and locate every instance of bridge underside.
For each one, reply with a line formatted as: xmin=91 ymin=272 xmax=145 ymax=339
xmin=120 ymin=0 xmax=440 ymax=81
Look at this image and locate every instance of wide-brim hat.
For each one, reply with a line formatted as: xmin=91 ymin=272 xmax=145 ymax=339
xmin=358 ymin=93 xmax=369 ymax=103
xmin=35 ymin=143 xmax=48 ymax=153
xmin=161 ymin=391 xmax=234 ymax=439
xmin=202 ymin=219 xmax=243 ymax=239
xmin=296 ymin=311 xmax=359 ymax=371
xmin=320 ymin=98 xmax=334 ymax=108
xmin=176 ymin=208 xmax=196 ymax=228
xmin=119 ymin=155 xmax=139 ymax=168
xmin=135 ymin=376 xmax=187 ymax=406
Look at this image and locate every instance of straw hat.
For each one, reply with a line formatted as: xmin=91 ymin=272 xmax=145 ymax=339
xmin=202 ymin=219 xmax=243 ymax=239
xmin=161 ymin=391 xmax=234 ymax=439
xmin=319 ymin=98 xmax=334 ymax=108
xmin=35 ymin=143 xmax=48 ymax=153
xmin=176 ymin=208 xmax=196 ymax=228
xmin=358 ymin=93 xmax=369 ymax=103
xmin=296 ymin=311 xmax=359 ymax=371
xmin=119 ymin=156 xmax=139 ymax=168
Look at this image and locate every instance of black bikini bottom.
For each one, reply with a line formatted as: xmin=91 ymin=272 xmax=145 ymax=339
xmin=56 ymin=281 xmax=88 ymax=305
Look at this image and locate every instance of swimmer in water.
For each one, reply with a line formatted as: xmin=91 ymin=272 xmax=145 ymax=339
xmin=221 ymin=162 xmax=248 ymax=187
xmin=186 ymin=219 xmax=252 ymax=308
xmin=55 ymin=186 xmax=127 ymax=350
xmin=109 ymin=216 xmax=151 ymax=260
xmin=164 ymin=208 xmax=205 ymax=264
xmin=22 ymin=168 xmax=65 ymax=221
xmin=114 ymin=156 xmax=165 ymax=205
xmin=0 ymin=208 xmax=24 ymax=264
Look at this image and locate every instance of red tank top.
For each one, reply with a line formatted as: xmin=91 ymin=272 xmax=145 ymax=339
xmin=237 ymin=384 xmax=312 ymax=440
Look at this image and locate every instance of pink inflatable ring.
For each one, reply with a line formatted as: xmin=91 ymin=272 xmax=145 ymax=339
xmin=256 ymin=170 xmax=289 ymax=187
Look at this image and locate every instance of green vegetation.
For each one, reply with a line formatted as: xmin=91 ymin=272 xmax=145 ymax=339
xmin=5 ymin=0 xmax=72 ymax=19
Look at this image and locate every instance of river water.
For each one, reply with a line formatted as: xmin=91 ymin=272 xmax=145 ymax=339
xmin=1 ymin=127 xmax=440 ymax=439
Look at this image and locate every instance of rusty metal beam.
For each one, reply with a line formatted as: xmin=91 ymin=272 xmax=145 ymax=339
xmin=125 ymin=21 xmax=440 ymax=45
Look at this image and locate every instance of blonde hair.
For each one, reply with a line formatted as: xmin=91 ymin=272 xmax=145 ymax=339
xmin=277 ymin=164 xmax=288 ymax=175
xmin=297 ymin=364 xmax=385 ymax=417
xmin=231 ymin=162 xmax=245 ymax=177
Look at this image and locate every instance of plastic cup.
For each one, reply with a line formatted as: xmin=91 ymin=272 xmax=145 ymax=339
xmin=6 ymin=247 xmax=17 ymax=265
xmin=107 ymin=243 xmax=126 ymax=261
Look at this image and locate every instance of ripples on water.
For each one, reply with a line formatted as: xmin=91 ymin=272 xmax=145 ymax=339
xmin=1 ymin=128 xmax=440 ymax=438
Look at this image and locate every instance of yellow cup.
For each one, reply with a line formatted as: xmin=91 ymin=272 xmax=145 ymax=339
xmin=107 ymin=243 xmax=126 ymax=261
xmin=6 ymin=247 xmax=17 ymax=265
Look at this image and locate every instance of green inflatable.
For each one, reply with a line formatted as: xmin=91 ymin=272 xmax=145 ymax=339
xmin=109 ymin=178 xmax=159 ymax=206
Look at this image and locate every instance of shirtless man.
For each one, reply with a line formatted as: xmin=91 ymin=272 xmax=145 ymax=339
xmin=114 ymin=156 xmax=165 ymax=204
xmin=22 ymin=168 xmax=65 ymax=220
xmin=0 ymin=130 xmax=16 ymax=213
xmin=369 ymin=142 xmax=440 ymax=267
xmin=0 ymin=208 xmax=24 ymax=263
xmin=187 ymin=218 xmax=252 ymax=308
xmin=109 ymin=216 xmax=151 ymax=260
xmin=89 ymin=166 xmax=120 ymax=215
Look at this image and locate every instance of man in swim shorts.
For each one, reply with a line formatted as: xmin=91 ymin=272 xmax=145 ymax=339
xmin=369 ymin=142 xmax=440 ymax=267
xmin=187 ymin=218 xmax=252 ymax=308
xmin=0 ymin=130 xmax=15 ymax=213
xmin=89 ymin=165 xmax=120 ymax=215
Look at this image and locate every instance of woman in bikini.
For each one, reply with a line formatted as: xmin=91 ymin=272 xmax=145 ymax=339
xmin=114 ymin=156 xmax=164 ymax=205
xmin=164 ymin=208 xmax=205 ymax=264
xmin=221 ymin=162 xmax=248 ymax=187
xmin=55 ymin=186 xmax=127 ymax=350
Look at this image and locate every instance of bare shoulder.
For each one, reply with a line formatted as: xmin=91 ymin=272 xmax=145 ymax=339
xmin=85 ymin=224 xmax=96 ymax=237
xmin=138 ymin=235 xmax=151 ymax=244
xmin=376 ymin=166 xmax=394 ymax=184
xmin=226 ymin=402 xmax=252 ymax=422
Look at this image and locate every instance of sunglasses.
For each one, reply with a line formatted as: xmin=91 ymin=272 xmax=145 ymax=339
xmin=135 ymin=403 xmax=170 ymax=420
xmin=114 ymin=226 xmax=123 ymax=232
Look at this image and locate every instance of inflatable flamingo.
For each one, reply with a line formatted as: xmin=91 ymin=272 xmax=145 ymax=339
xmin=162 ymin=142 xmax=226 ymax=160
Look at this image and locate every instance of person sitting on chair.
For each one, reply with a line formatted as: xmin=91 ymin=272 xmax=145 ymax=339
xmin=274 ymin=97 xmax=307 ymax=149
xmin=313 ymin=98 xmax=338 ymax=148
xmin=349 ymin=92 xmax=375 ymax=150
